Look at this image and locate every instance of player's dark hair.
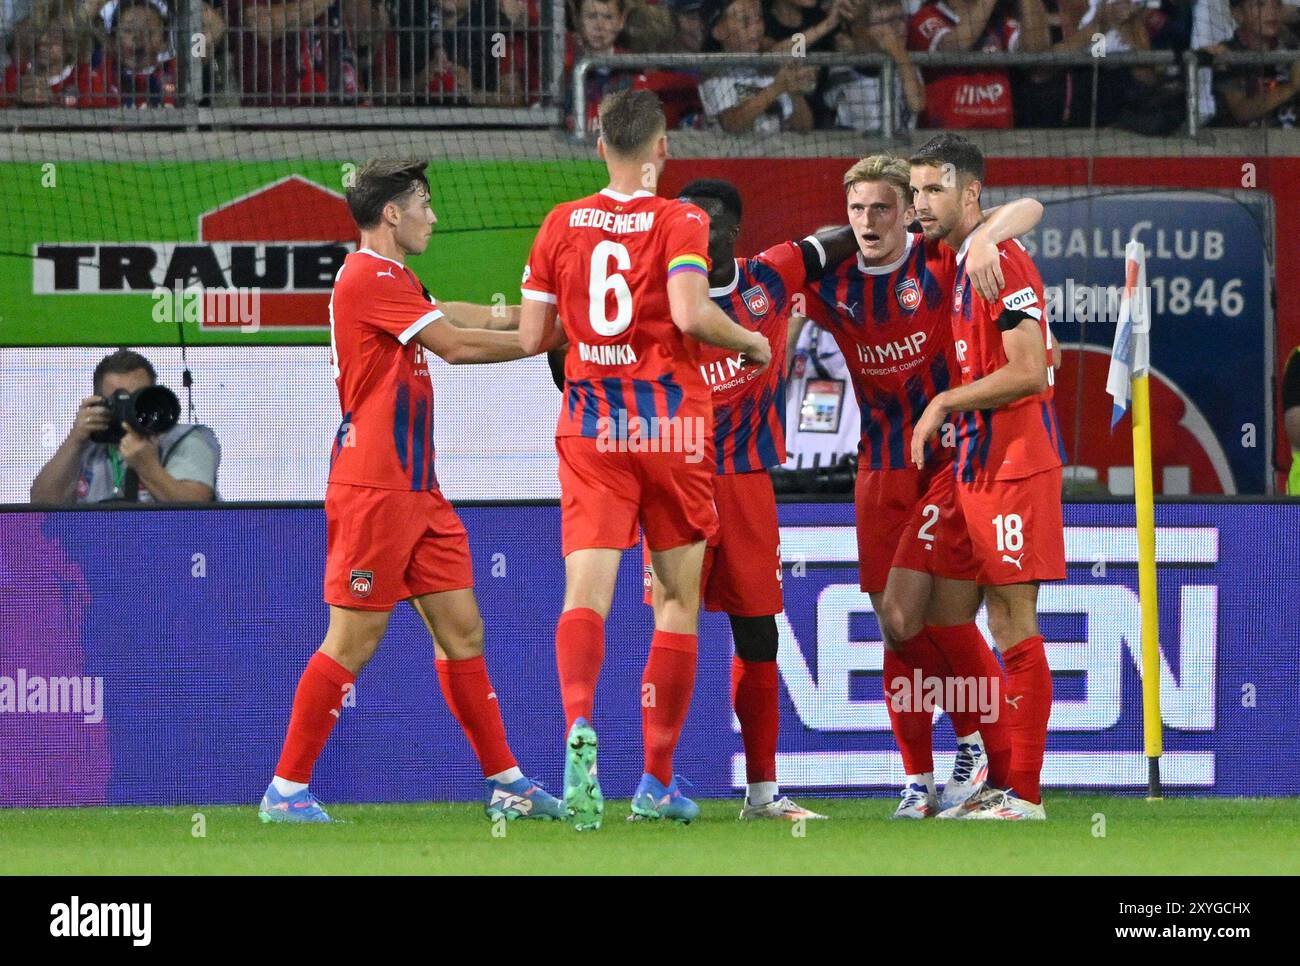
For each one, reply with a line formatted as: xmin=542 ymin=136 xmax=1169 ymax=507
xmin=678 ymin=178 xmax=742 ymax=222
xmin=347 ymin=158 xmax=430 ymax=230
xmin=93 ymin=348 xmax=156 ymax=395
xmin=909 ymin=133 xmax=985 ymax=184
xmin=598 ymin=89 xmax=667 ymax=156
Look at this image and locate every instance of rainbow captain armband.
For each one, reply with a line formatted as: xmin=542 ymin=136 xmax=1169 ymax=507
xmin=667 ymin=254 xmax=709 ymax=278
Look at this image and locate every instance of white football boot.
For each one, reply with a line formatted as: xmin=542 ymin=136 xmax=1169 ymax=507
xmin=939 ymin=784 xmax=1046 ymax=820
xmin=892 ymin=780 xmax=939 ymax=819
xmin=739 ymin=796 xmax=829 ymax=821
xmin=940 ymin=738 xmax=989 ymax=811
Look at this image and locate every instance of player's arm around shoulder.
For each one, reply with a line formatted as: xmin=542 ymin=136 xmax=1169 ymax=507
xmin=966 ymin=198 xmax=1045 ymax=302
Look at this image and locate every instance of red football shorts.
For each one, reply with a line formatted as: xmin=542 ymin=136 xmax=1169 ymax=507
xmin=557 ymin=435 xmax=718 ymax=556
xmin=855 ymin=460 xmax=981 ymax=594
xmin=324 ymin=482 xmax=474 ymax=611
xmin=641 ymin=468 xmax=783 ymax=616
xmin=955 ymin=466 xmax=1066 ymax=585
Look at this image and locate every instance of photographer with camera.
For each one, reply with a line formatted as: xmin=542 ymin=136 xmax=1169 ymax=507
xmin=30 ymin=349 xmax=220 ymax=504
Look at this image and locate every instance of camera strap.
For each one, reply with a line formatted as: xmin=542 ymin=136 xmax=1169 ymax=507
xmin=107 ymin=447 xmax=126 ymax=494
xmin=175 ymin=291 xmax=195 ymax=423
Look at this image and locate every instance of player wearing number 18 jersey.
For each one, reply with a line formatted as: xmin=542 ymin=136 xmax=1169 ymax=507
xmin=801 ymin=154 xmax=1046 ymax=818
xmin=519 ymin=90 xmax=772 ymax=830
xmin=911 ymin=134 xmax=1065 ymax=821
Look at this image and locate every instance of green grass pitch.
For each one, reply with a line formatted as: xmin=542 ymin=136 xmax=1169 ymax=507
xmin=3 ymin=795 xmax=1298 ymax=875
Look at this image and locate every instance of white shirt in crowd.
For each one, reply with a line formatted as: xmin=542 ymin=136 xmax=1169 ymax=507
xmin=699 ymin=70 xmax=795 ymax=136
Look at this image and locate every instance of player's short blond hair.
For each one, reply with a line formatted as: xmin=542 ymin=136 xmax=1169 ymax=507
xmin=843 ymin=154 xmax=913 ymax=207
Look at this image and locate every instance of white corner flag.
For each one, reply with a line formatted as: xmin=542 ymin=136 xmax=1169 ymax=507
xmin=1107 ymin=239 xmax=1151 ymax=430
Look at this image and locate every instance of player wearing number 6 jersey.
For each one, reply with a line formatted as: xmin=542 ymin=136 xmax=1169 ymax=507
xmin=910 ymin=134 xmax=1066 ymax=821
xmin=260 ymin=159 xmax=563 ymax=826
xmin=800 ymin=154 xmax=1046 ymax=819
xmin=519 ymin=90 xmax=772 ymax=830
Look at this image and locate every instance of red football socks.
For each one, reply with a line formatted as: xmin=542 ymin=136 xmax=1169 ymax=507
xmin=555 ymin=607 xmax=605 ymax=730
xmin=926 ymin=622 xmax=1012 ymax=787
xmin=1001 ymin=635 xmax=1053 ymax=804
xmin=642 ymin=630 xmax=698 ymax=786
xmin=882 ymin=641 xmax=934 ymax=775
xmin=436 ymin=655 xmax=517 ymax=777
xmin=732 ymin=656 xmax=779 ymax=784
xmin=274 ymin=650 xmax=355 ymax=783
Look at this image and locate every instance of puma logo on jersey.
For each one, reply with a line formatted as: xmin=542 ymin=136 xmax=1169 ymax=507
xmin=835 ymin=300 xmax=859 ymax=316
xmin=686 ymin=212 xmax=704 ymax=223
xmin=1005 ymin=694 xmax=1023 ymax=709
xmin=376 ymin=268 xmax=395 ymax=279
xmin=1001 ymin=553 xmax=1024 ymax=570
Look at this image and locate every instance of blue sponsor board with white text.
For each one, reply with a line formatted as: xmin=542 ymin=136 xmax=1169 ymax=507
xmin=0 ymin=502 xmax=1296 ymax=807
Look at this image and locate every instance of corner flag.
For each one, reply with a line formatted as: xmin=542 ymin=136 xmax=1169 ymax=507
xmin=1106 ymin=240 xmax=1151 ymax=430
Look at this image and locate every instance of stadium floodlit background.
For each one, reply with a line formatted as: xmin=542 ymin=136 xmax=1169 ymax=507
xmin=1 ymin=0 xmax=1298 ymax=808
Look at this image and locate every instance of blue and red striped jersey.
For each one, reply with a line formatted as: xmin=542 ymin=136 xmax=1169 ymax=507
xmin=701 ymin=241 xmax=807 ymax=474
xmin=327 ymin=248 xmax=442 ymax=491
xmin=949 ymin=236 xmax=1065 ymax=482
xmin=801 ymin=231 xmax=959 ymax=470
xmin=522 ymin=189 xmax=714 ymax=443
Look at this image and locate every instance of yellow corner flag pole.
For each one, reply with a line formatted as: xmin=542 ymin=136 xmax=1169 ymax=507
xmin=1131 ymin=372 xmax=1163 ymax=799
xmin=1124 ymin=240 xmax=1163 ymax=799
xmin=1110 ymin=240 xmax=1162 ymax=798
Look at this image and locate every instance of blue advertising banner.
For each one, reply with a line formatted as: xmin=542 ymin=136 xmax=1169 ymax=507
xmin=1013 ymin=190 xmax=1272 ymax=495
xmin=1 ymin=502 xmax=1297 ymax=808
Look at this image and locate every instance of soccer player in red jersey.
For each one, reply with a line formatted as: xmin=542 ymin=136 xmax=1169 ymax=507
xmin=800 ymin=154 xmax=1045 ymax=819
xmin=909 ymin=133 xmax=1065 ymax=820
xmin=259 ymin=159 xmax=564 ymax=825
xmin=518 ymin=90 xmax=771 ymax=830
xmin=635 ymin=179 xmax=861 ymax=820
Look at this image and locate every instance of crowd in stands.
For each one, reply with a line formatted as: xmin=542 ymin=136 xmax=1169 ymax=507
xmin=0 ymin=0 xmax=1296 ymax=127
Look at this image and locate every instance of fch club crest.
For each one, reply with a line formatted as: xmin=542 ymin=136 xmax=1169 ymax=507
xmin=741 ymin=284 xmax=771 ymax=317
xmin=349 ymin=570 xmax=374 ymax=599
xmin=895 ymin=278 xmax=921 ymax=311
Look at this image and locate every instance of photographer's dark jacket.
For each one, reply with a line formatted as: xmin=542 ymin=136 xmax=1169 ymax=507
xmin=74 ymin=423 xmax=221 ymax=503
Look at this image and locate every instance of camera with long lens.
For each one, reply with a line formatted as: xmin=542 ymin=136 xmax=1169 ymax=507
xmin=90 ymin=386 xmax=181 ymax=445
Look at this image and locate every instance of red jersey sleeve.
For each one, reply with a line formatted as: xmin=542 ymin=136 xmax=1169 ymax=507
xmin=662 ymin=202 xmax=711 ymax=277
xmin=364 ymin=267 xmax=445 ymax=344
xmin=797 ymin=282 xmax=836 ymax=328
xmin=754 ymin=239 xmax=808 ymax=296
xmin=909 ymin=6 xmax=952 ymax=52
xmin=521 ymin=208 xmax=559 ymax=304
xmin=986 ymin=244 xmax=1044 ymax=326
